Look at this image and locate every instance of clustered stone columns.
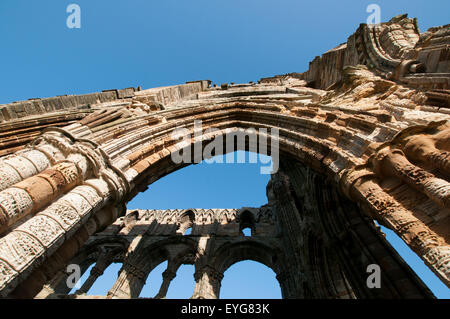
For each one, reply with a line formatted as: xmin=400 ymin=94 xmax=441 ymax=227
xmin=373 ymin=148 xmax=450 ymax=210
xmin=322 ymin=121 xmax=450 ymax=289
xmin=271 ymin=158 xmax=435 ymax=298
xmin=0 ymin=147 xmax=56 ymax=192
xmin=275 ymin=270 xmax=308 ymax=299
xmin=154 ymin=269 xmax=177 ymax=299
xmin=75 ymin=248 xmax=115 ymax=295
xmin=0 ymin=157 xmax=88 ymax=234
xmin=346 ymin=169 xmax=449 ymax=283
xmin=265 ymin=173 xmax=308 ymax=298
xmin=0 ymin=128 xmax=129 ymax=297
xmin=191 ymin=265 xmax=223 ymax=299
xmin=107 ymin=260 xmax=148 ymax=298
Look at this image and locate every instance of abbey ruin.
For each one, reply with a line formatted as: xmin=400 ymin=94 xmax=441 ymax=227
xmin=0 ymin=15 xmax=448 ymax=298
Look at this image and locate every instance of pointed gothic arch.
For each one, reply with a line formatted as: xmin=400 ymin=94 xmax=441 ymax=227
xmin=0 ymin=15 xmax=448 ymax=299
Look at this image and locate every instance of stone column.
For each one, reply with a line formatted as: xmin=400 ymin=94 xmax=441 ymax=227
xmin=0 ymin=178 xmax=116 ymax=297
xmin=343 ymin=169 xmax=449 ymax=287
xmin=0 ymin=123 xmax=129 ymax=297
xmin=191 ymin=265 xmax=223 ymax=299
xmin=7 ymin=204 xmax=122 ymax=299
xmin=154 ymin=269 xmax=176 ymax=299
xmin=0 ymin=155 xmax=90 ymax=234
xmin=276 ymin=269 xmax=307 ymax=299
xmin=75 ymin=249 xmax=114 ymax=295
xmin=373 ymin=148 xmax=450 ymax=209
xmin=107 ymin=260 xmax=147 ymax=298
xmin=34 ymin=270 xmax=71 ymax=299
xmin=403 ymin=133 xmax=450 ymax=175
xmin=75 ymin=266 xmax=104 ymax=295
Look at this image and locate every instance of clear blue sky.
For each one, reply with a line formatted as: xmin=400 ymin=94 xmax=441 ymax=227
xmin=1 ymin=1 xmax=449 ymax=298
xmin=1 ymin=0 xmax=450 ymax=104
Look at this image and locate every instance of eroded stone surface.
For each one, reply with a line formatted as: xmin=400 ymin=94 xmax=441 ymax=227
xmin=0 ymin=15 xmax=448 ymax=298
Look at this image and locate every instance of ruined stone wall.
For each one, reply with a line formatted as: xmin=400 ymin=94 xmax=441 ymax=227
xmin=34 ymin=158 xmax=436 ymax=299
xmin=35 ymin=208 xmax=285 ymax=299
xmin=270 ymin=158 xmax=434 ymax=298
xmin=0 ymin=16 xmax=448 ymax=298
xmin=302 ymin=14 xmax=449 ymax=105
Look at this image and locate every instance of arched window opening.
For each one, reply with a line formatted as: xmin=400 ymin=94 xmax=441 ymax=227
xmin=220 ymin=260 xmax=281 ymax=299
xmin=239 ymin=210 xmax=255 ymax=237
xmin=242 ymin=227 xmax=252 ymax=237
xmin=120 ymin=151 xmax=273 ymax=299
xmin=166 ymin=264 xmax=196 ymax=299
xmin=376 ymin=223 xmax=450 ymax=299
xmin=177 ymin=210 xmax=195 ymax=235
xmin=139 ymin=261 xmax=168 ymax=298
xmin=69 ymin=262 xmax=122 ymax=296
xmin=68 ymin=263 xmax=93 ymax=295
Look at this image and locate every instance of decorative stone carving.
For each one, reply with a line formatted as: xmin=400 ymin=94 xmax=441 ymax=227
xmin=0 ymin=15 xmax=448 ymax=298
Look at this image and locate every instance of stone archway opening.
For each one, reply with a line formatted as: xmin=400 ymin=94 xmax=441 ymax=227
xmin=220 ymin=260 xmax=282 ymax=299
xmin=165 ymin=264 xmax=196 ymax=299
xmin=17 ymin=145 xmax=444 ymax=299
xmin=127 ymin=150 xmax=272 ymax=210
xmin=238 ymin=210 xmax=255 ymax=237
xmin=124 ymin=150 xmax=274 ymax=299
xmin=69 ymin=262 xmax=122 ymax=296
xmin=29 ymin=150 xmax=443 ymax=299
xmin=176 ymin=211 xmax=195 ymax=235
xmin=139 ymin=260 xmax=167 ymax=298
xmin=197 ymin=240 xmax=286 ymax=299
xmin=1 ymin=15 xmax=449 ymax=298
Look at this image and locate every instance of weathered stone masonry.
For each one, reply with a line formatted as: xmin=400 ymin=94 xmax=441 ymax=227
xmin=0 ymin=15 xmax=448 ymax=298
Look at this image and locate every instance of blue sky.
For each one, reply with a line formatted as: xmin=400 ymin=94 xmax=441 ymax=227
xmin=1 ymin=1 xmax=449 ymax=298
xmin=1 ymin=0 xmax=450 ymax=104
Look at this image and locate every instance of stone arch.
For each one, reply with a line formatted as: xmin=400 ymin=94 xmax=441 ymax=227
xmin=212 ymin=240 xmax=284 ymax=275
xmin=192 ymin=239 xmax=286 ymax=299
xmin=107 ymin=236 xmax=198 ymax=298
xmin=135 ymin=121 xmax=445 ymax=281
xmin=273 ymin=157 xmax=437 ymax=298
xmin=176 ymin=210 xmax=195 ymax=235
xmin=3 ymin=108 xmax=448 ymax=297
xmin=236 ymin=209 xmax=256 ymax=236
xmin=3 ymin=105 xmax=447 ymax=298
xmin=0 ymin=16 xmax=448 ymax=298
xmin=34 ymin=237 xmax=128 ymax=298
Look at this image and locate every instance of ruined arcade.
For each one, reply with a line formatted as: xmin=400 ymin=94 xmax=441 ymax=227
xmin=0 ymin=15 xmax=448 ymax=299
